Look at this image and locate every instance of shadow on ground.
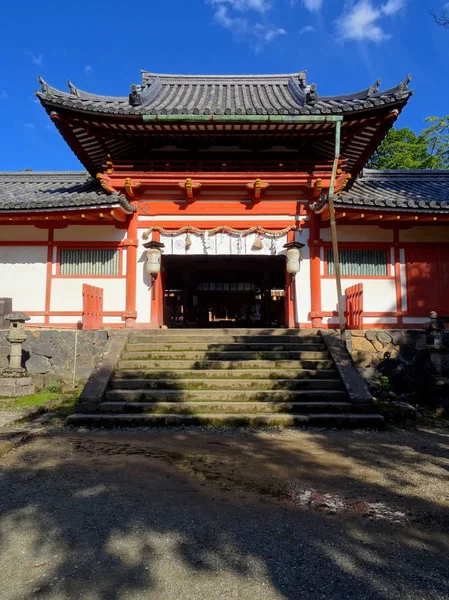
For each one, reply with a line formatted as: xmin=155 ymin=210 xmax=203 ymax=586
xmin=0 ymin=426 xmax=448 ymax=600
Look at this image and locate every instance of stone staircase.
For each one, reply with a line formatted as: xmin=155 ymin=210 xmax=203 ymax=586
xmin=70 ymin=329 xmax=383 ymax=427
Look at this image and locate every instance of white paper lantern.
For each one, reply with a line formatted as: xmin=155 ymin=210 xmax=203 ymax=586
xmin=146 ymin=248 xmax=162 ymax=275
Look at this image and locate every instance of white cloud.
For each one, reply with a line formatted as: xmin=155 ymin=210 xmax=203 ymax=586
xmin=336 ymin=0 xmax=406 ymax=42
xmin=0 ymin=90 xmax=8 ymax=99
xmin=382 ymin=0 xmax=405 ymax=16
xmin=24 ymin=123 xmax=35 ymax=129
xmin=27 ymin=52 xmax=44 ymax=66
xmin=210 ymin=0 xmax=271 ymax=12
xmin=84 ymin=65 xmax=92 ymax=73
xmin=299 ymin=24 xmax=315 ymax=34
xmin=303 ymin=0 xmax=322 ymax=11
xmin=263 ymin=26 xmax=287 ymax=41
xmin=209 ymin=0 xmax=286 ymax=50
xmin=28 ymin=95 xmax=39 ymax=104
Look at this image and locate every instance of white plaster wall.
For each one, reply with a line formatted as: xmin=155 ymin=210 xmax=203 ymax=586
xmin=364 ymin=317 xmax=398 ymax=325
xmin=399 ymin=226 xmax=449 ymax=243
xmin=0 ymin=225 xmax=48 ymax=241
xmin=54 ymin=226 xmax=126 ymax=242
xmin=294 ymin=228 xmax=311 ymax=324
xmin=0 ymin=246 xmax=47 ymax=310
xmin=49 ymin=316 xmax=82 ymax=325
xmin=321 ymin=279 xmax=397 ymax=314
xmin=136 ymin=230 xmax=152 ymax=323
xmin=320 ymin=226 xmax=393 ymax=242
xmin=50 ymin=279 xmax=126 ymax=312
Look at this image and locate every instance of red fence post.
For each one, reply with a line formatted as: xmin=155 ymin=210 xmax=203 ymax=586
xmin=345 ymin=283 xmax=363 ymax=330
xmin=82 ymin=284 xmax=104 ymax=331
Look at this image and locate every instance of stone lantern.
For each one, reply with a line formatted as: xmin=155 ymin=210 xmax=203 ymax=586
xmin=6 ymin=312 xmax=30 ymax=370
xmin=0 ymin=312 xmax=35 ymax=398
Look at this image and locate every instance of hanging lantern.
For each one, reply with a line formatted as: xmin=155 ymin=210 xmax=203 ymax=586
xmin=252 ymin=231 xmax=264 ymax=250
xmin=143 ymin=240 xmax=165 ymax=276
xmin=185 ymin=230 xmax=192 ymax=250
xmin=284 ymin=241 xmax=305 ymax=275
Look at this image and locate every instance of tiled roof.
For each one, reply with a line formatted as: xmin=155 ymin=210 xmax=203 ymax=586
xmin=36 ymin=71 xmax=412 ymax=117
xmin=0 ymin=172 xmax=135 ymax=212
xmin=338 ymin=169 xmax=449 ymax=212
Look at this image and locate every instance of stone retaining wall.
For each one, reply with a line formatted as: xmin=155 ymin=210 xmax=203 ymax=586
xmin=0 ymin=329 xmax=108 ymax=390
xmin=350 ymin=329 xmax=449 ymax=403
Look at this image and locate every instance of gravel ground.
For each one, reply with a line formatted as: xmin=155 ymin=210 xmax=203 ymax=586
xmin=0 ymin=427 xmax=448 ymax=600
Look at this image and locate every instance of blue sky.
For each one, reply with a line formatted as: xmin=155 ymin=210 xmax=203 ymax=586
xmin=1 ymin=0 xmax=448 ymax=171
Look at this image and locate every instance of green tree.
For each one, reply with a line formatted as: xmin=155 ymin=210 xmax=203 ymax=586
xmin=422 ymin=116 xmax=449 ymax=168
xmin=367 ymin=128 xmax=434 ymax=170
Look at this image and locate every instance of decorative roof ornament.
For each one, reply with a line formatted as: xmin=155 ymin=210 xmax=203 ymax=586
xmin=298 ymin=70 xmax=307 ymax=89
xmin=306 ymin=83 xmax=318 ymax=106
xmin=367 ymin=79 xmax=381 ymax=97
xmin=399 ymin=74 xmax=412 ymax=92
xmin=129 ymin=84 xmax=142 ymax=107
xmin=67 ymin=80 xmax=80 ymax=97
xmin=38 ymin=76 xmax=48 ymax=95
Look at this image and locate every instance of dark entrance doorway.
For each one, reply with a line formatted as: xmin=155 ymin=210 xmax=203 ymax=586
xmin=163 ymin=255 xmax=286 ymax=328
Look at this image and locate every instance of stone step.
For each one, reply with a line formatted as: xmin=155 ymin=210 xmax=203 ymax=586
xmin=128 ymin=328 xmax=313 ymax=337
xmin=98 ymin=401 xmax=354 ymax=415
xmin=67 ymin=413 xmax=385 ymax=428
xmin=113 ymin=369 xmax=340 ymax=380
xmin=120 ymin=350 xmax=329 ymax=361
xmin=117 ymin=359 xmax=336 ymax=371
xmin=128 ymin=335 xmax=323 ymax=345
xmin=109 ymin=378 xmax=344 ymax=391
xmin=104 ymin=389 xmax=348 ymax=402
xmin=126 ymin=342 xmax=326 ymax=352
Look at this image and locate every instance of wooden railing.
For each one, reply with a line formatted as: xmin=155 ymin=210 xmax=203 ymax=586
xmin=345 ymin=283 xmax=363 ymax=330
xmin=82 ymin=284 xmax=104 ymax=331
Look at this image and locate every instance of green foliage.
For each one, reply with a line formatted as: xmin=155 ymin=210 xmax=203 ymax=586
xmin=0 ymin=391 xmax=61 ymax=412
xmin=379 ymin=376 xmax=391 ymax=392
xmin=368 ymin=117 xmax=449 ymax=170
xmin=367 ymin=128 xmax=435 ymax=170
xmin=47 ymin=376 xmax=63 ymax=394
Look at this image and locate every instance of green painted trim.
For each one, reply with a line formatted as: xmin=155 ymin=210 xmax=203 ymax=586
xmin=142 ymin=114 xmax=344 ymax=124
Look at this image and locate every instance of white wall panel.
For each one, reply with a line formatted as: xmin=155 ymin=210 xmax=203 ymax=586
xmin=54 ymin=225 xmax=126 ymax=242
xmin=320 ymin=226 xmax=393 ymax=242
xmin=50 ymin=279 xmax=126 ymax=312
xmin=0 ymin=246 xmax=47 ymax=310
xmin=0 ymin=225 xmax=48 ymax=241
xmin=294 ymin=228 xmax=311 ymax=323
xmin=321 ymin=278 xmax=396 ymax=313
xmin=136 ymin=230 xmax=152 ymax=323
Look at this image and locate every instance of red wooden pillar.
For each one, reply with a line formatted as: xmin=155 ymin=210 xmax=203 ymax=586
xmin=393 ymin=229 xmax=404 ymax=327
xmin=285 ymin=230 xmax=297 ymax=329
xmin=124 ymin=207 xmax=138 ymax=328
xmin=150 ymin=231 xmax=164 ymax=328
xmin=309 ymin=212 xmax=323 ymax=328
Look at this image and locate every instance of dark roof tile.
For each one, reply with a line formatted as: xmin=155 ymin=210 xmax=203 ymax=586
xmin=338 ymin=169 xmax=449 ymax=212
xmin=0 ymin=172 xmax=135 ymax=213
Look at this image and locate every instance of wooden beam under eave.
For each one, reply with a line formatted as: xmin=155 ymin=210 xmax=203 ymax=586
xmin=346 ymin=213 xmax=365 ymax=221
xmin=110 ymin=208 xmax=128 ymax=222
xmin=99 ymin=212 xmax=115 ymax=221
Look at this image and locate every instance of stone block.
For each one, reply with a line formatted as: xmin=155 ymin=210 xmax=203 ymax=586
xmin=32 ymin=342 xmax=52 ymax=357
xmin=415 ymin=335 xmax=427 ymax=351
xmin=352 ymin=337 xmax=376 ymax=353
xmin=352 ymin=351 xmax=373 ymax=368
xmin=0 ymin=376 xmax=35 ymax=398
xmin=372 ymin=340 xmax=383 ymax=352
xmin=350 ymin=330 xmax=365 ymax=337
xmin=377 ymin=331 xmax=392 ymax=345
xmin=365 ymin=330 xmax=377 ymax=342
xmin=26 ymin=354 xmax=51 ymax=374
xmin=391 ymin=331 xmax=407 ymax=346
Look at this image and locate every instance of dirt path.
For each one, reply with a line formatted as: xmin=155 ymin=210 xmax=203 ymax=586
xmin=0 ymin=427 xmax=448 ymax=599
